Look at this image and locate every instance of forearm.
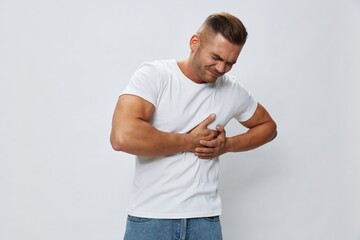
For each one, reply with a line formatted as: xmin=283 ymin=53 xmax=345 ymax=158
xmin=225 ymin=121 xmax=277 ymax=152
xmin=111 ymin=119 xmax=192 ymax=156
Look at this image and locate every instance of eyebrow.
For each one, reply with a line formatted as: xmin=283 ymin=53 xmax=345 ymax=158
xmin=211 ymin=53 xmax=237 ymax=65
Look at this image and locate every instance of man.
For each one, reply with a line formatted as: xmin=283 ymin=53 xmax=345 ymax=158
xmin=111 ymin=12 xmax=277 ymax=240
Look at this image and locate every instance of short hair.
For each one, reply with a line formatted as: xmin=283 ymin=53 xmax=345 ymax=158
xmin=198 ymin=12 xmax=248 ymax=46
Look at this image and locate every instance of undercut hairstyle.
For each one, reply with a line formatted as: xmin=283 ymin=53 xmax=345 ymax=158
xmin=198 ymin=12 xmax=248 ymax=46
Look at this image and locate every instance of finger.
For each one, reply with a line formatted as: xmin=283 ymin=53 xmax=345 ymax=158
xmin=196 ymin=152 xmax=217 ymax=159
xmin=216 ymin=125 xmax=224 ymax=132
xmin=216 ymin=125 xmax=226 ymax=139
xmin=195 ymin=152 xmax=214 ymax=159
xmin=195 ymin=147 xmax=215 ymax=154
xmin=199 ymin=140 xmax=216 ymax=148
xmin=199 ymin=113 xmax=216 ymax=128
xmin=216 ymin=125 xmax=226 ymax=137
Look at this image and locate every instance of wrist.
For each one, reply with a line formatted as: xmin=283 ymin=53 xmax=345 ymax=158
xmin=181 ymin=133 xmax=194 ymax=152
xmin=224 ymin=137 xmax=232 ymax=153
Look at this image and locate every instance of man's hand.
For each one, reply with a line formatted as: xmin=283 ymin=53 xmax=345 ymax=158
xmin=188 ymin=114 xmax=219 ymax=152
xmin=194 ymin=125 xmax=227 ymax=159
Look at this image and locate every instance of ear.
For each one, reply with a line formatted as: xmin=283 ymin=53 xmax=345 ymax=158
xmin=189 ymin=34 xmax=200 ymax=52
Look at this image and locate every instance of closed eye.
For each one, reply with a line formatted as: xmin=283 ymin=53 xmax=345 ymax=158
xmin=211 ymin=54 xmax=223 ymax=61
xmin=211 ymin=53 xmax=236 ymax=66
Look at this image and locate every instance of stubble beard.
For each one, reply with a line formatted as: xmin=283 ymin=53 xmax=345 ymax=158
xmin=192 ymin=53 xmax=218 ymax=84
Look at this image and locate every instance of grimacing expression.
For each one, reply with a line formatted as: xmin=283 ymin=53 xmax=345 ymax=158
xmin=191 ymin=33 xmax=243 ymax=84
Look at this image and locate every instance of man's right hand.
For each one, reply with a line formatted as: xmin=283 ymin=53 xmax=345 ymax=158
xmin=188 ymin=114 xmax=218 ymax=152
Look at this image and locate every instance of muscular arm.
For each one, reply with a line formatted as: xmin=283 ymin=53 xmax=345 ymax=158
xmin=195 ymin=103 xmax=277 ymax=158
xmin=226 ymin=103 xmax=277 ymax=152
xmin=110 ymin=94 xmax=217 ymax=156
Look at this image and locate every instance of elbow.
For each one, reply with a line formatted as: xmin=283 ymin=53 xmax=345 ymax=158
xmin=110 ymin=137 xmax=123 ymax=151
xmin=110 ymin=139 xmax=122 ymax=151
xmin=110 ymin=132 xmax=128 ymax=152
xmin=269 ymin=121 xmax=277 ymax=141
xmin=271 ymin=129 xmax=278 ymax=141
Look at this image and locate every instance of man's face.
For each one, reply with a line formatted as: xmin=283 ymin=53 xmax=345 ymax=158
xmin=191 ymin=33 xmax=243 ymax=84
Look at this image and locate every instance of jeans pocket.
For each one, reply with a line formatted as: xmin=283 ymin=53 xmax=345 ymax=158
xmin=204 ymin=216 xmax=220 ymax=222
xmin=127 ymin=215 xmax=153 ymax=223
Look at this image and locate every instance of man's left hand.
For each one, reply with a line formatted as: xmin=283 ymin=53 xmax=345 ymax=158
xmin=194 ymin=125 xmax=227 ymax=159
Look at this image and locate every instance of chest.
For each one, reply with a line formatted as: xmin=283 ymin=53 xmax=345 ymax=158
xmin=152 ymin=77 xmax=237 ymax=132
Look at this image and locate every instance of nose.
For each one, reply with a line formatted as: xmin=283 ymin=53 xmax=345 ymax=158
xmin=215 ymin=62 xmax=226 ymax=74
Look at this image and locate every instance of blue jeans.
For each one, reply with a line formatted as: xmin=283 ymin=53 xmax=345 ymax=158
xmin=124 ymin=215 xmax=223 ymax=240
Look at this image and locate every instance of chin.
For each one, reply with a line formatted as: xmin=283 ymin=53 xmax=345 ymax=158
xmin=197 ymin=71 xmax=218 ymax=83
xmin=207 ymin=75 xmax=220 ymax=82
xmin=203 ymin=78 xmax=217 ymax=84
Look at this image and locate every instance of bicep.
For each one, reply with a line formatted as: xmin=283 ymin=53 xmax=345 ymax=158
xmin=240 ymin=103 xmax=274 ymax=129
xmin=110 ymin=94 xmax=158 ymax=152
xmin=113 ymin=94 xmax=155 ymax=126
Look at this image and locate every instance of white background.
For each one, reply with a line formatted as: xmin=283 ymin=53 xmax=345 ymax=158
xmin=1 ymin=0 xmax=359 ymax=239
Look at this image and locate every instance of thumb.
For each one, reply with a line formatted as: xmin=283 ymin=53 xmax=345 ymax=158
xmin=216 ymin=125 xmax=226 ymax=136
xmin=216 ymin=125 xmax=224 ymax=132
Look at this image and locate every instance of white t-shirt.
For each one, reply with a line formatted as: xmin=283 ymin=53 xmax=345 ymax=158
xmin=121 ymin=59 xmax=257 ymax=219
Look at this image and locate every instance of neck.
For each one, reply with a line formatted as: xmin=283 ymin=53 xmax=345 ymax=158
xmin=177 ymin=58 xmax=202 ymax=84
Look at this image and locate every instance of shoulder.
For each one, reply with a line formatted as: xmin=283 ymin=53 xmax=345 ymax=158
xmin=130 ymin=59 xmax=176 ymax=85
xmin=217 ymin=75 xmax=248 ymax=91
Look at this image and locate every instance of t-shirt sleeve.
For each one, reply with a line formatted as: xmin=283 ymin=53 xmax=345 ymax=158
xmin=121 ymin=62 xmax=161 ymax=107
xmin=234 ymin=82 xmax=258 ymax=122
